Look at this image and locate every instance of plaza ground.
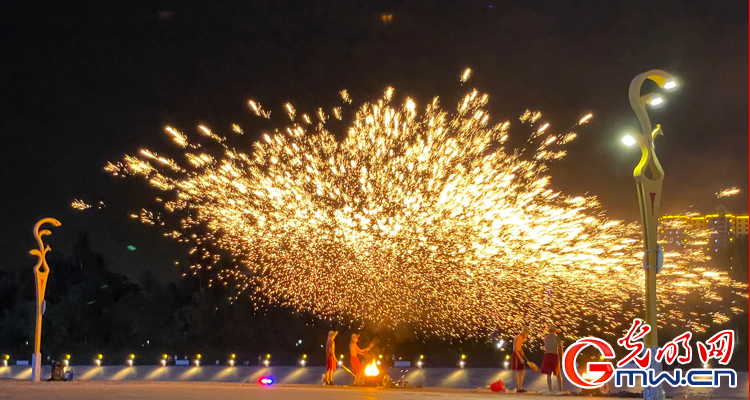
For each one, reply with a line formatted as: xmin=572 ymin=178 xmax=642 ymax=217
xmin=0 ymin=380 xmax=741 ymax=400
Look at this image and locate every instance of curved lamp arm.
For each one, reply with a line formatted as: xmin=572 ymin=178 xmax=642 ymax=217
xmin=628 ymin=69 xmax=675 ymax=184
xmin=29 ymin=218 xmax=61 ymax=304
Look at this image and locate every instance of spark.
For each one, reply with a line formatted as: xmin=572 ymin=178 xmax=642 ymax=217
xmin=71 ymin=199 xmax=91 ymax=210
xmin=108 ymin=81 xmax=745 ymax=340
xmin=715 ymin=187 xmax=740 ymax=198
xmin=284 ymin=103 xmax=296 ymax=120
xmin=340 ymin=90 xmax=352 ymax=104
xmin=460 ymin=68 xmax=472 ymax=83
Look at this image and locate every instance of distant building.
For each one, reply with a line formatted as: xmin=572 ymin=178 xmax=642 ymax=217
xmin=660 ymin=205 xmax=749 ymax=253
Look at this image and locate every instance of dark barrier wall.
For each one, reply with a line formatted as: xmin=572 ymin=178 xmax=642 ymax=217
xmin=0 ymin=365 xmax=746 ymax=398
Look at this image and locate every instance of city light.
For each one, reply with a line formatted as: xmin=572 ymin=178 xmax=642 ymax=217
xmin=621 ymin=134 xmax=636 ymax=147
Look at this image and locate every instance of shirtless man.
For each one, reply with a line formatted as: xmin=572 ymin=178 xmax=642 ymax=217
xmin=325 ymin=330 xmax=338 ymax=386
xmin=349 ymin=333 xmax=374 ymax=386
xmin=541 ymin=324 xmax=563 ymax=392
xmin=511 ymin=327 xmax=530 ymax=393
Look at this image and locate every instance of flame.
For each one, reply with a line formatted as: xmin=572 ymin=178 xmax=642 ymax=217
xmin=364 ymin=360 xmax=379 ymax=376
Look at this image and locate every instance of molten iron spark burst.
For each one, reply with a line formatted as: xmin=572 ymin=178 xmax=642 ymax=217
xmin=107 ymin=82 xmax=745 ymax=339
xmin=715 ymin=187 xmax=741 ymax=198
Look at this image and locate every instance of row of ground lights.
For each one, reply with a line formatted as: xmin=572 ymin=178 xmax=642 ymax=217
xmin=5 ymin=352 xmax=629 ymax=369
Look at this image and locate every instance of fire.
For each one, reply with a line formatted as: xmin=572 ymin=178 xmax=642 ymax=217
xmin=364 ymin=360 xmax=379 ymax=376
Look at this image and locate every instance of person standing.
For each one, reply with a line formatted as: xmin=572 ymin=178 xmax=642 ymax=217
xmin=541 ymin=324 xmax=563 ymax=392
xmin=349 ymin=333 xmax=374 ymax=386
xmin=511 ymin=327 xmax=530 ymax=393
xmin=325 ymin=330 xmax=338 ymax=386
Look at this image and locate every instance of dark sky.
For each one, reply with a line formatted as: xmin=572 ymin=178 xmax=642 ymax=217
xmin=1 ymin=0 xmax=747 ymax=281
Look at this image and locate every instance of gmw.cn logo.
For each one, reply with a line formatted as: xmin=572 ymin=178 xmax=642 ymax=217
xmin=561 ymin=319 xmax=737 ymax=389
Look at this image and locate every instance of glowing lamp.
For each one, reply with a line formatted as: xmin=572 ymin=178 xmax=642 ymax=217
xmin=663 ymin=80 xmax=677 ymax=90
xmin=621 ymin=135 xmax=636 ymax=147
xmin=647 ymin=95 xmax=664 ymax=107
xmin=259 ymin=377 xmax=274 ymax=386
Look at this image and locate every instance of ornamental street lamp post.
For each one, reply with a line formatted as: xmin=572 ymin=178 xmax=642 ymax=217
xmin=625 ymin=70 xmax=677 ymax=400
xmin=29 ymin=218 xmax=61 ymax=382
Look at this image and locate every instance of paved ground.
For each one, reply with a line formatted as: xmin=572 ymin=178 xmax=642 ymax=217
xmin=0 ymin=380 xmax=738 ymax=400
xmin=0 ymin=380 xmax=569 ymax=400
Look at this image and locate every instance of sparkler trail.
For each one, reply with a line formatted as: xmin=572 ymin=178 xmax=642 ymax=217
xmin=106 ymin=82 xmax=745 ymax=339
xmin=715 ymin=187 xmax=741 ymax=198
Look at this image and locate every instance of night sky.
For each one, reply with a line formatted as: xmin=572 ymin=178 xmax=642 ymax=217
xmin=2 ymin=0 xmax=747 ymax=281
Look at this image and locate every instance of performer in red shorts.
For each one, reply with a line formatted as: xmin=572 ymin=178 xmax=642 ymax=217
xmin=511 ymin=327 xmax=530 ymax=393
xmin=349 ymin=333 xmax=374 ymax=386
xmin=324 ymin=330 xmax=338 ymax=386
xmin=540 ymin=324 xmax=563 ymax=392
